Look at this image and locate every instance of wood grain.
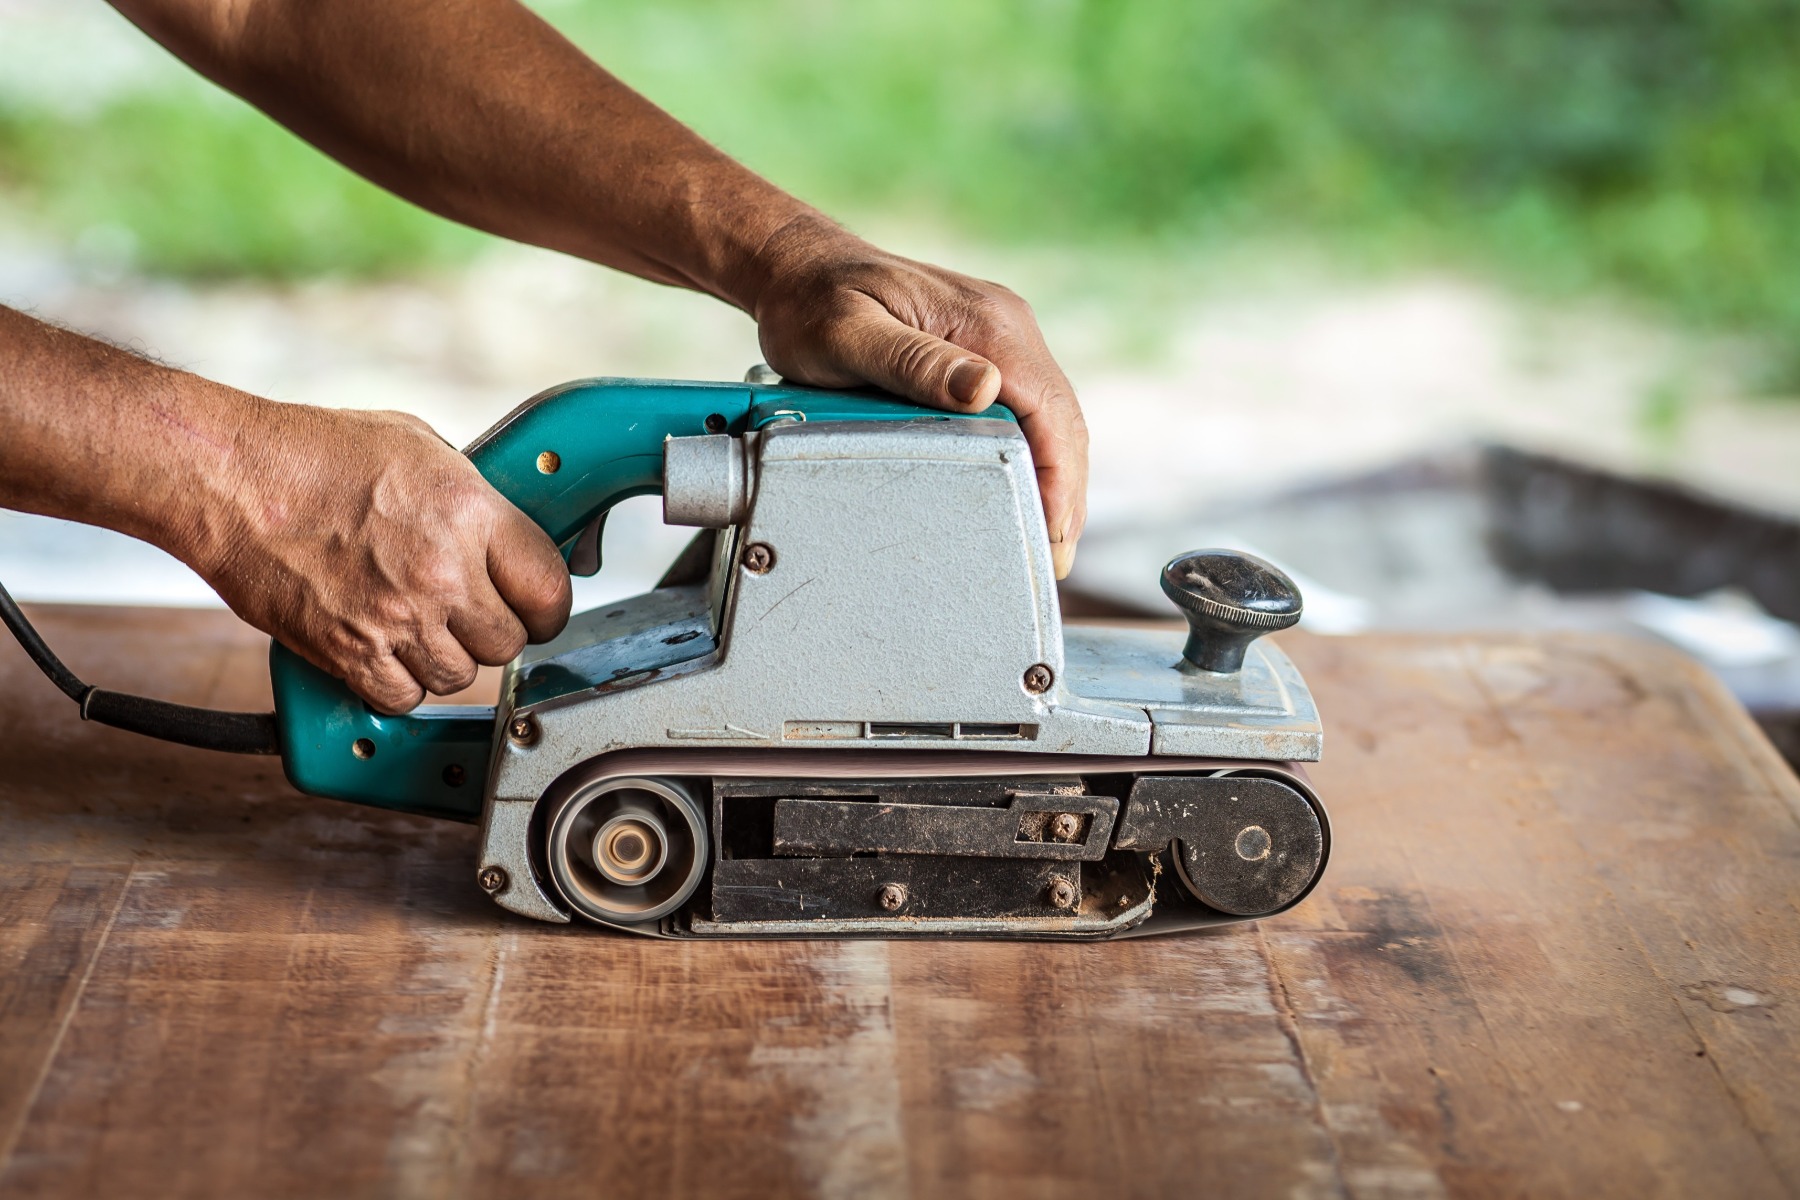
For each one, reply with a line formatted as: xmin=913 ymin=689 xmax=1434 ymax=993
xmin=0 ymin=607 xmax=1795 ymax=1199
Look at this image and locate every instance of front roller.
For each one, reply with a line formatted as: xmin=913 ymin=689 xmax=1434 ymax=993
xmin=544 ymin=776 xmax=710 ymax=925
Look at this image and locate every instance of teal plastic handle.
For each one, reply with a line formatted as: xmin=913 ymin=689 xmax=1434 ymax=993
xmin=271 ymin=376 xmax=1012 ymax=819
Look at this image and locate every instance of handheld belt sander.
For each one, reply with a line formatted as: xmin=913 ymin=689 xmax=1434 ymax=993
xmin=0 ymin=373 xmax=1329 ymax=939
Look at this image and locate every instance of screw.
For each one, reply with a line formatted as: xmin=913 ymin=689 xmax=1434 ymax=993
xmin=1235 ymin=825 xmax=1272 ymax=862
xmin=1048 ymin=877 xmax=1077 ymax=910
xmin=1023 ymin=663 xmax=1054 ymax=694
xmin=742 ymin=543 xmax=775 ymax=574
xmin=1050 ymin=812 xmax=1082 ymax=841
xmin=704 ymin=412 xmax=728 ymax=434
xmin=442 ymin=763 xmax=467 ymax=787
xmin=478 ymin=866 xmax=508 ymax=894
xmin=877 ymin=882 xmax=908 ymax=911
xmin=507 ymin=714 xmax=539 ymax=746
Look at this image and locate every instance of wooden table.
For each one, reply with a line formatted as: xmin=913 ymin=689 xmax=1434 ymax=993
xmin=1 ymin=608 xmax=1797 ymax=1199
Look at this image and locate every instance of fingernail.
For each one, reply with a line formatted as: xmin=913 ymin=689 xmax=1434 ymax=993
xmin=949 ymin=360 xmax=995 ymax=408
xmin=1051 ymin=539 xmax=1077 ymax=580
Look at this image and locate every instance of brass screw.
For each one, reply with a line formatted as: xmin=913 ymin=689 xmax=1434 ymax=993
xmin=478 ymin=866 xmax=508 ymax=894
xmin=1023 ymin=664 xmax=1054 ymax=694
xmin=877 ymin=882 xmax=908 ymax=911
xmin=1048 ymin=878 xmax=1077 ymax=910
xmin=742 ymin=543 xmax=776 ymax=574
xmin=507 ymin=715 xmax=539 ymax=746
xmin=1050 ymin=813 xmax=1081 ymax=841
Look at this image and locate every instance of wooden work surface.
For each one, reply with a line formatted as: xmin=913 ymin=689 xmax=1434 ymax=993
xmin=2 ymin=607 xmax=1798 ymax=1199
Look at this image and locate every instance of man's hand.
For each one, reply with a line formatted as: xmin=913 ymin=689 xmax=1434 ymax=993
xmin=748 ymin=225 xmax=1089 ymax=578
xmin=193 ymin=404 xmax=572 ymax=714
xmin=0 ymin=306 xmax=571 ymax=715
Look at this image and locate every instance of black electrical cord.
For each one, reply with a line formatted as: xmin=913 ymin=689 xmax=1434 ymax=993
xmin=0 ymin=579 xmax=280 ymax=756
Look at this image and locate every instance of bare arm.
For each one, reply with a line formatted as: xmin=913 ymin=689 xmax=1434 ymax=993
xmin=107 ymin=0 xmax=1089 ymax=571
xmin=0 ymin=305 xmax=569 ymax=714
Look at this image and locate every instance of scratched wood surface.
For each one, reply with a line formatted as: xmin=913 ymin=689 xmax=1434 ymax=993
xmin=0 ymin=606 xmax=1796 ymax=1199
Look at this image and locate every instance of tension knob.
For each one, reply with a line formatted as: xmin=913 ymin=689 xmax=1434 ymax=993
xmin=1160 ymin=549 xmax=1302 ymax=674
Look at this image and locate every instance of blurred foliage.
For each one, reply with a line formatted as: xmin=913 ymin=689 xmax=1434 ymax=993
xmin=0 ymin=97 xmax=482 ymax=277
xmin=2 ymin=0 xmax=1799 ymax=367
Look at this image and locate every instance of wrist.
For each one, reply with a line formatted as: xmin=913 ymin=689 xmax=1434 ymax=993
xmin=136 ymin=382 xmax=271 ymax=581
xmin=716 ymin=209 xmax=864 ymax=319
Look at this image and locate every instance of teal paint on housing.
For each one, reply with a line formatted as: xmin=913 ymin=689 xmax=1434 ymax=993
xmin=270 ymin=642 xmax=492 ymax=822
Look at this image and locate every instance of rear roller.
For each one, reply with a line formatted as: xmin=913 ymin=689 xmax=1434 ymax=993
xmin=1120 ymin=771 xmax=1327 ymax=918
xmin=545 ymin=776 xmax=708 ymax=926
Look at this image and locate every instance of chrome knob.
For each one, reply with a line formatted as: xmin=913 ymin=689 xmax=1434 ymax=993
xmin=1160 ymin=549 xmax=1302 ymax=673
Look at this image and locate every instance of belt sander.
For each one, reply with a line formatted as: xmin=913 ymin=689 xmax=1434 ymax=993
xmin=0 ymin=373 xmax=1329 ymax=939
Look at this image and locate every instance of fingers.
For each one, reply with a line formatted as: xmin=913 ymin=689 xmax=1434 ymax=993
xmin=771 ymin=270 xmax=1089 ymax=580
xmin=820 ymin=294 xmax=1004 ymax=413
xmin=992 ymin=363 xmax=1088 ymax=580
xmin=1015 ymin=409 xmax=1088 ymax=579
xmin=335 ymin=598 xmax=518 ymax=714
xmin=393 ymin=627 xmax=481 ymax=700
xmin=448 ymin=582 xmax=530 ymax=666
xmin=343 ymin=653 xmax=427 ymax=717
xmin=487 ymin=505 xmax=573 ymax=643
xmin=946 ymin=316 xmax=1087 ymax=580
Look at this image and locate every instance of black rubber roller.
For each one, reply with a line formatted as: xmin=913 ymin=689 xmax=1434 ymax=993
xmin=1123 ymin=774 xmax=1325 ymax=916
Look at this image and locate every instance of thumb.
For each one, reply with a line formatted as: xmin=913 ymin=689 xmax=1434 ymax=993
xmin=827 ymin=296 xmax=1003 ymax=412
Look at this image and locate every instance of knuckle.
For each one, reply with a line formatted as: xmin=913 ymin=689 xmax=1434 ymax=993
xmin=372 ymin=592 xmax=421 ymax=629
xmin=412 ymin=556 xmax=468 ymax=602
xmin=491 ymin=624 xmax=530 ymax=663
xmin=889 ymin=333 xmax=949 ymax=386
xmin=531 ymin=562 xmax=574 ymax=616
xmin=323 ymin=620 xmax=383 ymax=665
xmin=440 ymin=660 xmax=480 ymax=693
xmin=353 ymin=665 xmax=420 ymax=715
xmin=967 ymin=292 xmax=1019 ymax=330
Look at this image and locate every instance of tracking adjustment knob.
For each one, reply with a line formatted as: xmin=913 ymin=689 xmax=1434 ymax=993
xmin=1160 ymin=549 xmax=1302 ymax=673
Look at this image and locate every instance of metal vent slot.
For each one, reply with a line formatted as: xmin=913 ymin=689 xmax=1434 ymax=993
xmin=780 ymin=721 xmax=1039 ymax=741
xmin=957 ymin=723 xmax=1032 ymax=739
xmin=868 ymin=722 xmax=955 ymax=739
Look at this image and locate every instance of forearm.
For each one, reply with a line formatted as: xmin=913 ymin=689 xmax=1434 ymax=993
xmin=0 ymin=304 xmax=253 ymax=567
xmin=108 ymin=0 xmax=834 ymax=310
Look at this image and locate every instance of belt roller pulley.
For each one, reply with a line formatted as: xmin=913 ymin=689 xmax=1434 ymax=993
xmin=544 ymin=776 xmax=709 ymax=925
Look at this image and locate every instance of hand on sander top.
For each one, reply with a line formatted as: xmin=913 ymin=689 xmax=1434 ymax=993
xmin=747 ymin=224 xmax=1089 ymax=579
xmin=193 ymin=405 xmax=571 ymax=716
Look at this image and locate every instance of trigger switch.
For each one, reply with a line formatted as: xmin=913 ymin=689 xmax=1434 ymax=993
xmin=568 ymin=510 xmax=608 ymax=577
xmin=1160 ymin=549 xmax=1302 ymax=673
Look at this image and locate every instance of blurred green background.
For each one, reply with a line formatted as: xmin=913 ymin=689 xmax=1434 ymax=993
xmin=3 ymin=0 xmax=1798 ymax=376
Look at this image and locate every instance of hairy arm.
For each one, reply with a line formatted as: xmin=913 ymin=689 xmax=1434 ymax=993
xmin=0 ymin=305 xmax=569 ymax=713
xmin=108 ymin=0 xmax=1089 ymax=572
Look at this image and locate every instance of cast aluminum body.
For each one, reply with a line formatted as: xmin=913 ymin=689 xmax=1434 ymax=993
xmin=475 ymin=415 xmax=1323 ymax=928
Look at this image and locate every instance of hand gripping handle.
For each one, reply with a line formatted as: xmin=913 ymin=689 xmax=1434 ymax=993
xmin=269 ymin=378 xmax=760 ymax=819
xmin=267 ymin=377 xmax=1009 ymax=819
